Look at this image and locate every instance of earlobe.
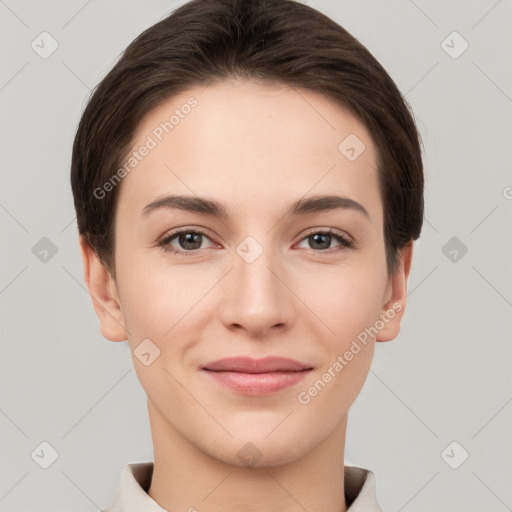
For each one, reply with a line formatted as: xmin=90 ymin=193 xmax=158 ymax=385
xmin=78 ymin=235 xmax=128 ymax=342
xmin=375 ymin=241 xmax=414 ymax=343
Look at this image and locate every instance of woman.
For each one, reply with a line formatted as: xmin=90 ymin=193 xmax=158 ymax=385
xmin=71 ymin=0 xmax=424 ymax=510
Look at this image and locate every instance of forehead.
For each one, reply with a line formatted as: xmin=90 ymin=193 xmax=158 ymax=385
xmin=116 ymin=79 xmax=381 ymax=227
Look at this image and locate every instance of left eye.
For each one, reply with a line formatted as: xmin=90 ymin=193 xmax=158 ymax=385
xmin=296 ymin=230 xmax=352 ymax=252
xmin=158 ymin=228 xmax=352 ymax=255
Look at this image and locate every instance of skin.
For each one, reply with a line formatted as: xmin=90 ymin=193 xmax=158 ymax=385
xmin=80 ymin=79 xmax=413 ymax=512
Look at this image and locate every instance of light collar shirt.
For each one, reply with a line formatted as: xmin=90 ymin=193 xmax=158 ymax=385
xmin=103 ymin=461 xmax=383 ymax=511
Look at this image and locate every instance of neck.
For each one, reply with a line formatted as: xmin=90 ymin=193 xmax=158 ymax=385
xmin=147 ymin=400 xmax=348 ymax=512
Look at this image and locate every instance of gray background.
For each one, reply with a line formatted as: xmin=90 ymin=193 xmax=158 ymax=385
xmin=1 ymin=0 xmax=511 ymax=510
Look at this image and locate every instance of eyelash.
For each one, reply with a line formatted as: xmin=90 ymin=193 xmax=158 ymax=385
xmin=157 ymin=227 xmax=353 ymax=256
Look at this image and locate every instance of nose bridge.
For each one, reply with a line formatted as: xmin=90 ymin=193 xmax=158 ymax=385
xmin=220 ymin=233 xmax=294 ymax=333
xmin=234 ymin=234 xmax=282 ymax=305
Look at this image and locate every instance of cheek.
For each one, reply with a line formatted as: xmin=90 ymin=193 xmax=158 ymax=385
xmin=297 ymin=266 xmax=384 ymax=400
xmin=298 ymin=276 xmax=379 ymax=411
xmin=116 ymin=260 xmax=197 ymax=403
xmin=304 ymin=264 xmax=385 ymax=340
xmin=118 ymin=254 xmax=213 ymax=349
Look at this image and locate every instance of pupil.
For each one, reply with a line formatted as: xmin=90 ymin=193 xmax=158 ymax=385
xmin=312 ymin=233 xmax=329 ymax=250
xmin=181 ymin=233 xmax=201 ymax=249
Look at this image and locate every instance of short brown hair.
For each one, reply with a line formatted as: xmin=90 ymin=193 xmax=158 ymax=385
xmin=70 ymin=0 xmax=424 ymax=279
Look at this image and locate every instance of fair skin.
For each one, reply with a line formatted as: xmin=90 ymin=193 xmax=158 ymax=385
xmin=80 ymin=79 xmax=413 ymax=512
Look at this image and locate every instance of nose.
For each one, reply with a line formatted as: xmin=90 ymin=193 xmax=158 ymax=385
xmin=218 ymin=242 xmax=296 ymax=338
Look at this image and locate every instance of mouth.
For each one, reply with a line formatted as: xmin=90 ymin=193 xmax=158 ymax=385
xmin=202 ymin=356 xmax=313 ymax=396
xmin=202 ymin=356 xmax=313 ymax=373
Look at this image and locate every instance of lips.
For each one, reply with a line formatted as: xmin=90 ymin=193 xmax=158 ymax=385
xmin=202 ymin=356 xmax=313 ymax=396
xmin=202 ymin=356 xmax=313 ymax=373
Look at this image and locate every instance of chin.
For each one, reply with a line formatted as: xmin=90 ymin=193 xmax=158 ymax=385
xmin=203 ymin=431 xmax=311 ymax=469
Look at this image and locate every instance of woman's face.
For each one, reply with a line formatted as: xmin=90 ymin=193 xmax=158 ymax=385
xmin=92 ymin=79 xmax=409 ymax=466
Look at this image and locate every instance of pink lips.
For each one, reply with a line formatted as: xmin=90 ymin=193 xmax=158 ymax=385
xmin=202 ymin=356 xmax=313 ymax=396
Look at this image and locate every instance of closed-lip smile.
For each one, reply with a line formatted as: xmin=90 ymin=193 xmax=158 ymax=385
xmin=202 ymin=356 xmax=313 ymax=373
xmin=202 ymin=356 xmax=313 ymax=396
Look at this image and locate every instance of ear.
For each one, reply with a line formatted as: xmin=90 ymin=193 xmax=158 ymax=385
xmin=78 ymin=235 xmax=128 ymax=342
xmin=375 ymin=241 xmax=414 ymax=342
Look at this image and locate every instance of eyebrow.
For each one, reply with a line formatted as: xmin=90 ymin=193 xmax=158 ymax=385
xmin=141 ymin=194 xmax=370 ymax=220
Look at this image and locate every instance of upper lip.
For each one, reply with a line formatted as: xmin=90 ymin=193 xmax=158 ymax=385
xmin=202 ymin=356 xmax=313 ymax=373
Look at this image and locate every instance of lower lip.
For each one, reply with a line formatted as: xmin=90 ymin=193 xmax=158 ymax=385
xmin=203 ymin=369 xmax=312 ymax=396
